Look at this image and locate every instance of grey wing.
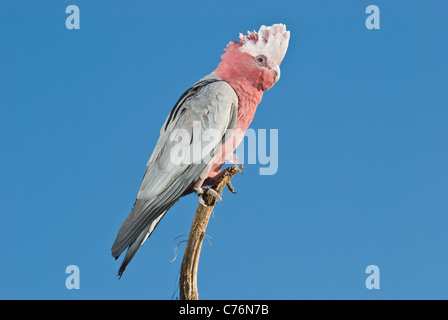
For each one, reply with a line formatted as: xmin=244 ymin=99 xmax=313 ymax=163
xmin=111 ymin=77 xmax=238 ymax=275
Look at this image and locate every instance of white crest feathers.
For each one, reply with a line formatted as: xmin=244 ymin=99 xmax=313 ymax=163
xmin=238 ymin=24 xmax=290 ymax=66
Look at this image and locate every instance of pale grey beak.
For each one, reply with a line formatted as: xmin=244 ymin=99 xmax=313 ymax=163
xmin=271 ymin=65 xmax=281 ymax=83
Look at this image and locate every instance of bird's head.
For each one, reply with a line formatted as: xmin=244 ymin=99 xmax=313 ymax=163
xmin=216 ymin=24 xmax=290 ymax=91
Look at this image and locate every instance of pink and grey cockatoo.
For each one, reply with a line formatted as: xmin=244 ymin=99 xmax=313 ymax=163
xmin=112 ymin=24 xmax=290 ymax=277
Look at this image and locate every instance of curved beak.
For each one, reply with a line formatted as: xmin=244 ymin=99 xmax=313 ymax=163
xmin=271 ymin=65 xmax=281 ymax=83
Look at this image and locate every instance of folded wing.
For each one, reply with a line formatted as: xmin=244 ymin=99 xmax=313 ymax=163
xmin=111 ymin=74 xmax=238 ymax=276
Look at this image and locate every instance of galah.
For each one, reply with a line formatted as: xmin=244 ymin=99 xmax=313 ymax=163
xmin=112 ymin=24 xmax=290 ymax=277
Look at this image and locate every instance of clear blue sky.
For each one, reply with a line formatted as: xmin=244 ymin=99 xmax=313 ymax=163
xmin=1 ymin=0 xmax=447 ymax=299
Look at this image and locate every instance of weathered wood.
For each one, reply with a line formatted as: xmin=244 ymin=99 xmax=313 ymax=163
xmin=179 ymin=165 xmax=243 ymax=300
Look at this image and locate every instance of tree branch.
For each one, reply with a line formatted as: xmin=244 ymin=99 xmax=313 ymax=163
xmin=179 ymin=165 xmax=243 ymax=300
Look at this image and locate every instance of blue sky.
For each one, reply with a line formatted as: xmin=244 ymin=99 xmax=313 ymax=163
xmin=1 ymin=0 xmax=447 ymax=299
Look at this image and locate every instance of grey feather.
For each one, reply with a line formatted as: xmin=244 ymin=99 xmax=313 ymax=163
xmin=112 ymin=72 xmax=238 ymax=276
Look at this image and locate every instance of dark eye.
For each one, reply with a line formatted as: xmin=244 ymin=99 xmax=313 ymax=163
xmin=255 ymin=55 xmax=267 ymax=66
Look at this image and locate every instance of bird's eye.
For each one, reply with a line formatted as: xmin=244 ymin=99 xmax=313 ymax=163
xmin=255 ymin=55 xmax=267 ymax=66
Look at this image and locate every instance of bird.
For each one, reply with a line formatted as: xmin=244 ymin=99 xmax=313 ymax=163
xmin=112 ymin=24 xmax=290 ymax=277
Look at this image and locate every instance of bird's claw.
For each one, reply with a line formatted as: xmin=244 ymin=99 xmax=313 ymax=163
xmin=224 ymin=164 xmax=244 ymax=176
xmin=226 ymin=180 xmax=237 ymax=194
xmin=194 ymin=186 xmax=222 ymax=206
xmin=199 ymin=196 xmax=207 ymax=207
xmin=205 ymin=187 xmax=222 ymax=202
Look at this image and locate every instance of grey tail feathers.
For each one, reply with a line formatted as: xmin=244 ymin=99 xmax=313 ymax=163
xmin=113 ymin=200 xmax=177 ymax=278
xmin=117 ymin=231 xmax=147 ymax=279
xmin=116 ymin=215 xmax=165 ymax=278
xmin=115 ymin=208 xmax=169 ymax=279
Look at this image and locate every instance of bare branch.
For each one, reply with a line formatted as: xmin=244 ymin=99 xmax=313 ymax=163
xmin=179 ymin=165 xmax=244 ymax=300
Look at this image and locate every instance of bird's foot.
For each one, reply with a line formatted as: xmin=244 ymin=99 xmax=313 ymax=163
xmin=223 ymin=165 xmax=243 ymax=193
xmin=204 ymin=165 xmax=244 ymax=186
xmin=226 ymin=180 xmax=237 ymax=194
xmin=194 ymin=186 xmax=222 ymax=207
xmin=225 ymin=164 xmax=244 ymax=176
